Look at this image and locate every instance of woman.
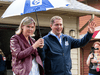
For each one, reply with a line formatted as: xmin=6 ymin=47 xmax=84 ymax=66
xmin=86 ymin=41 xmax=100 ymax=75
xmin=10 ymin=16 xmax=44 ymax=75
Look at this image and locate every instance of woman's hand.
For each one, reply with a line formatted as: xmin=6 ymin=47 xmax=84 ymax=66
xmin=91 ymin=59 xmax=98 ymax=63
xmin=32 ymin=38 xmax=44 ymax=49
xmin=39 ymin=38 xmax=44 ymax=48
xmin=86 ymin=53 xmax=94 ymax=66
xmin=90 ymin=53 xmax=93 ymax=59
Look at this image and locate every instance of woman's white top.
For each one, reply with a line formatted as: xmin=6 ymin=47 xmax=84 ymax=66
xmin=13 ymin=58 xmax=40 ymax=75
xmin=28 ymin=39 xmax=40 ymax=75
xmin=29 ymin=58 xmax=40 ymax=75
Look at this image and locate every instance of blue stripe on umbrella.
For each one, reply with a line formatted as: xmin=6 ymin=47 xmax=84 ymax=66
xmin=23 ymin=0 xmax=54 ymax=15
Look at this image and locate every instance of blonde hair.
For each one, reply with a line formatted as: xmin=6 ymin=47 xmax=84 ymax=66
xmin=15 ymin=16 xmax=36 ymax=35
xmin=50 ymin=16 xmax=63 ymax=25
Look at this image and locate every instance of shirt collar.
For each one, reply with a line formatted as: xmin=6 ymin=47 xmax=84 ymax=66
xmin=50 ymin=31 xmax=63 ymax=38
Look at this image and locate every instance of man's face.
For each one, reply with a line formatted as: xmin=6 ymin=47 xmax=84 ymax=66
xmin=50 ymin=19 xmax=63 ymax=36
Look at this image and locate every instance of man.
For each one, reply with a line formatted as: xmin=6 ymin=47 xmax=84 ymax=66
xmin=39 ymin=16 xmax=95 ymax=75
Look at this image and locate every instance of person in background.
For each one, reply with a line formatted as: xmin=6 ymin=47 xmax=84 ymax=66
xmin=0 ymin=49 xmax=7 ymax=75
xmin=38 ymin=16 xmax=96 ymax=75
xmin=86 ymin=41 xmax=100 ymax=75
xmin=10 ymin=16 xmax=44 ymax=75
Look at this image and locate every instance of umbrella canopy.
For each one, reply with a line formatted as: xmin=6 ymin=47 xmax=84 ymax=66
xmin=1 ymin=0 xmax=70 ymax=18
xmin=1 ymin=0 xmax=70 ymax=38
xmin=92 ymin=26 xmax=100 ymax=39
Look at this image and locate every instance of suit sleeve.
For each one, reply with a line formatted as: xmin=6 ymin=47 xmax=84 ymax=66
xmin=38 ymin=37 xmax=49 ymax=61
xmin=71 ymin=32 xmax=93 ymax=48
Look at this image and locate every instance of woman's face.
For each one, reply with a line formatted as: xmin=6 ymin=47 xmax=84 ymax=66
xmin=94 ymin=43 xmax=100 ymax=53
xmin=94 ymin=44 xmax=100 ymax=49
xmin=22 ymin=23 xmax=35 ymax=37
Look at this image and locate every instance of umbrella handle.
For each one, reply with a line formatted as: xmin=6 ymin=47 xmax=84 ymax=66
xmin=35 ymin=10 xmax=42 ymax=38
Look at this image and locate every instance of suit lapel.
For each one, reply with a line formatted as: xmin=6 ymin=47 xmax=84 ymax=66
xmin=29 ymin=36 xmax=35 ymax=45
xmin=18 ymin=34 xmax=34 ymax=47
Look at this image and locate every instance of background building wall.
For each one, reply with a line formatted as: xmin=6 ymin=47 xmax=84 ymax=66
xmin=78 ymin=0 xmax=100 ymax=35
xmin=64 ymin=16 xmax=80 ymax=75
xmin=78 ymin=0 xmax=100 ymax=75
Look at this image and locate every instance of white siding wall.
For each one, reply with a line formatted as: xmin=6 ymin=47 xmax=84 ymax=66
xmin=63 ymin=16 xmax=80 ymax=75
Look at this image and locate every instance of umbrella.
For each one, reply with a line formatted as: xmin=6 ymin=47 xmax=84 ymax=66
xmin=1 ymin=0 xmax=70 ymax=37
xmin=92 ymin=26 xmax=100 ymax=39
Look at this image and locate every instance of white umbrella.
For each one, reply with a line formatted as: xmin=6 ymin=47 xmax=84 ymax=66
xmin=1 ymin=0 xmax=70 ymax=37
xmin=1 ymin=0 xmax=70 ymax=18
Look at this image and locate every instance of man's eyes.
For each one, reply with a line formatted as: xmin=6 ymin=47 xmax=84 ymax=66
xmin=55 ymin=24 xmax=62 ymax=26
xmin=27 ymin=26 xmax=30 ymax=28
